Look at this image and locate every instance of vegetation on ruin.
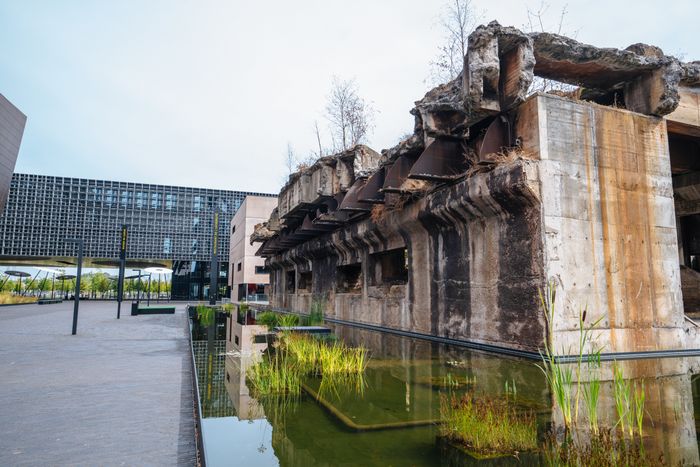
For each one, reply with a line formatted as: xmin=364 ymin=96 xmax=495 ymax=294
xmin=439 ymin=391 xmax=538 ymax=456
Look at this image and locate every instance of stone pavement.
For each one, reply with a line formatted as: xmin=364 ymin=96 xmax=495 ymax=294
xmin=0 ymin=300 xmax=197 ymax=466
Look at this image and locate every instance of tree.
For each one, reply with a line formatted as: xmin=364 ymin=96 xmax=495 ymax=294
xmin=325 ymin=77 xmax=374 ymax=152
xmin=430 ymin=0 xmax=482 ymax=84
xmin=285 ymin=143 xmax=296 ymax=177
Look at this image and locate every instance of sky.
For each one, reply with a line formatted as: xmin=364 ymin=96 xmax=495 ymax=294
xmin=1 ymin=0 xmax=698 ymax=195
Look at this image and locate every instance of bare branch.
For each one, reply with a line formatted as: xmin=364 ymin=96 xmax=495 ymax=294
xmin=325 ymin=76 xmax=374 ymax=152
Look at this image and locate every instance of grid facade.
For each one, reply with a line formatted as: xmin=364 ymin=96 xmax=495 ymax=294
xmin=0 ymin=173 xmax=274 ymax=263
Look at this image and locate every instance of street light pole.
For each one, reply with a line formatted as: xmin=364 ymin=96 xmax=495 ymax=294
xmin=65 ymin=238 xmax=84 ymax=335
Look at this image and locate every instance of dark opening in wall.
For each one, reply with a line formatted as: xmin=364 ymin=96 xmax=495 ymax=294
xmin=371 ymin=248 xmax=409 ymax=285
xmin=337 ymin=264 xmax=362 ymax=293
xmin=286 ymin=270 xmax=296 ymax=293
xmin=298 ymin=271 xmax=312 ymax=291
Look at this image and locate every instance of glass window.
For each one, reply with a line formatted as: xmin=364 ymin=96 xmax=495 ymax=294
xmin=135 ymin=192 xmax=144 ymax=209
xmin=193 ymin=196 xmax=202 ymax=212
xmin=165 ymin=193 xmax=176 ymax=210
xmin=191 ymin=239 xmax=198 ymax=254
xmin=151 ymin=193 xmax=160 ymax=209
xmin=192 ymin=217 xmax=199 ymax=228
xmin=163 ymin=238 xmax=171 ymax=254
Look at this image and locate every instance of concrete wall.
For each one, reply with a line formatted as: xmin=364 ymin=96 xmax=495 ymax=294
xmin=229 ymin=196 xmax=277 ymax=296
xmin=532 ymin=94 xmax=685 ymax=353
xmin=266 ymin=94 xmax=687 ymax=354
xmin=0 ymin=94 xmax=25 ymax=212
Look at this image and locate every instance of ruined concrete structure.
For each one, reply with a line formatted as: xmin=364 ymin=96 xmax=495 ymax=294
xmin=252 ymin=22 xmax=700 ymax=356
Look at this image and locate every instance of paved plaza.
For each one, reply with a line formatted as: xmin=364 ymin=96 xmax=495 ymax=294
xmin=0 ymin=300 xmax=196 ymax=466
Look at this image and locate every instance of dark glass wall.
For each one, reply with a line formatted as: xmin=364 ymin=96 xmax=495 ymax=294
xmin=172 ymin=260 xmax=229 ymax=300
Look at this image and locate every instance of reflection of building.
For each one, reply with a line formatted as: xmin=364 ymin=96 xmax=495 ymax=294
xmin=229 ymin=196 xmax=276 ymax=301
xmin=0 ymin=173 xmax=274 ymax=299
xmin=0 ymin=94 xmax=26 ymax=212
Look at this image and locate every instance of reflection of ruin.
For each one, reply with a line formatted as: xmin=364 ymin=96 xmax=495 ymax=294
xmin=253 ymin=22 xmax=700 ymax=355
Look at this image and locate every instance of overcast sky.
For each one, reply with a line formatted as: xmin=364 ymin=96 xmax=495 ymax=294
xmin=1 ymin=0 xmax=697 ymax=195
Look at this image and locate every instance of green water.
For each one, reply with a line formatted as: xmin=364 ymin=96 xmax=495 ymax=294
xmin=192 ymin=318 xmax=700 ymax=466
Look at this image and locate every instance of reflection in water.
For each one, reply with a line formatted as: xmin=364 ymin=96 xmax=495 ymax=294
xmin=191 ymin=316 xmax=700 ymax=466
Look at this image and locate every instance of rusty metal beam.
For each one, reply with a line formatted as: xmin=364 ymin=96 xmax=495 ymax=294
xmin=357 ymin=167 xmax=386 ymax=204
xmin=339 ymin=178 xmax=372 ymax=212
xmin=408 ymin=139 xmax=469 ymax=182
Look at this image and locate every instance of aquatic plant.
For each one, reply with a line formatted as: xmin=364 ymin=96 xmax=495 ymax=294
xmin=247 ymin=350 xmax=302 ymax=396
xmin=247 ymin=332 xmax=369 ymax=397
xmin=543 ymin=429 xmax=655 ymax=466
xmin=278 ymin=313 xmax=300 ymax=329
xmin=439 ymin=392 xmax=538 ymax=456
xmin=256 ymin=311 xmax=280 ymax=329
xmin=308 ymin=295 xmax=326 ymax=325
xmin=537 ymin=281 xmax=604 ymax=432
xmin=196 ymin=305 xmax=215 ymax=326
xmin=633 ymin=381 xmax=645 ymax=438
xmin=613 ymin=363 xmax=633 ymax=437
xmin=536 ymin=282 xmax=575 ymax=430
xmin=504 ymin=378 xmax=517 ymax=400
xmin=581 ymin=369 xmax=601 ymax=435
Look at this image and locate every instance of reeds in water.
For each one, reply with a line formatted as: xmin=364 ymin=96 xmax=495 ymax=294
xmin=439 ymin=392 xmax=538 ymax=456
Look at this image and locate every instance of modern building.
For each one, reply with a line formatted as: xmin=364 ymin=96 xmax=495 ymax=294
xmin=0 ymin=172 xmax=275 ymax=299
xmin=0 ymin=94 xmax=26 ymax=212
xmin=229 ymin=195 xmax=277 ymax=301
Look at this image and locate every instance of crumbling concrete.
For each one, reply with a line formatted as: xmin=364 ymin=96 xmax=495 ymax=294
xmin=252 ymin=22 xmax=700 ymax=355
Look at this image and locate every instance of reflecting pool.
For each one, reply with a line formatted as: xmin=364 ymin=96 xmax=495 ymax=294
xmin=191 ymin=315 xmax=700 ymax=466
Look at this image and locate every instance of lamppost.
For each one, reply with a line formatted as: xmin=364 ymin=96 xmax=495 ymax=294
xmin=65 ymin=238 xmax=84 ymax=335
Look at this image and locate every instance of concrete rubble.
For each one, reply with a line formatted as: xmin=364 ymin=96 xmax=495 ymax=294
xmin=251 ymin=22 xmax=700 ymax=355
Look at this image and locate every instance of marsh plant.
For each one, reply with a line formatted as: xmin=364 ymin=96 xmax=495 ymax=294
xmin=308 ymin=295 xmax=326 ymax=326
xmin=246 ymin=332 xmax=369 ymax=397
xmin=536 ymin=281 xmax=651 ymax=464
xmin=196 ymin=305 xmax=215 ymax=327
xmin=439 ymin=391 xmax=538 ymax=456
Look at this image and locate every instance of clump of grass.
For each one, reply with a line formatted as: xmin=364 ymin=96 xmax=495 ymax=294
xmin=0 ymin=293 xmax=37 ymax=304
xmin=196 ymin=305 xmax=215 ymax=326
xmin=247 ymin=333 xmax=369 ymax=397
xmin=439 ymin=392 xmax=538 ymax=456
xmin=278 ymin=313 xmax=300 ymax=328
xmin=256 ymin=311 xmax=280 ymax=329
xmin=543 ymin=429 xmax=654 ymax=466
xmin=308 ymin=296 xmax=325 ymax=326
xmin=247 ymin=350 xmax=302 ymax=396
xmin=536 ymin=282 xmax=575 ymax=430
xmin=612 ymin=363 xmax=646 ymax=439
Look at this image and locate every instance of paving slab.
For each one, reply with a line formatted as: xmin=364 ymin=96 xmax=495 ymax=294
xmin=0 ymin=300 xmax=196 ymax=466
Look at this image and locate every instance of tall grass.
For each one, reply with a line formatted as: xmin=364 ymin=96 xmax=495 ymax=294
xmin=196 ymin=305 xmax=215 ymax=326
xmin=439 ymin=392 xmax=538 ymax=456
xmin=247 ymin=350 xmax=302 ymax=396
xmin=536 ymin=282 xmax=575 ymax=430
xmin=246 ymin=332 xmax=369 ymax=397
xmin=308 ymin=295 xmax=326 ymax=325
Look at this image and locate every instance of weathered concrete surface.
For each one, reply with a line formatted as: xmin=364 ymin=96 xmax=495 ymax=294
xmin=0 ymin=301 xmax=196 ymax=466
xmin=255 ymin=23 xmax=700 ymax=355
xmin=531 ymin=94 xmax=685 ymax=353
xmin=268 ymin=158 xmax=546 ymax=352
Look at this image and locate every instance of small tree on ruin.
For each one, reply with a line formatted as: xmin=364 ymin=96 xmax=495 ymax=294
xmin=429 ymin=0 xmax=482 ymax=84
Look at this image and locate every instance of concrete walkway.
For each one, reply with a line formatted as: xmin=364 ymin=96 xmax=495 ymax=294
xmin=0 ymin=300 xmax=196 ymax=466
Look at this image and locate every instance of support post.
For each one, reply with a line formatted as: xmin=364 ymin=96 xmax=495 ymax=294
xmin=66 ymin=238 xmax=83 ymax=335
xmin=209 ymin=209 xmax=220 ymax=305
xmin=117 ymin=225 xmax=127 ymax=319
